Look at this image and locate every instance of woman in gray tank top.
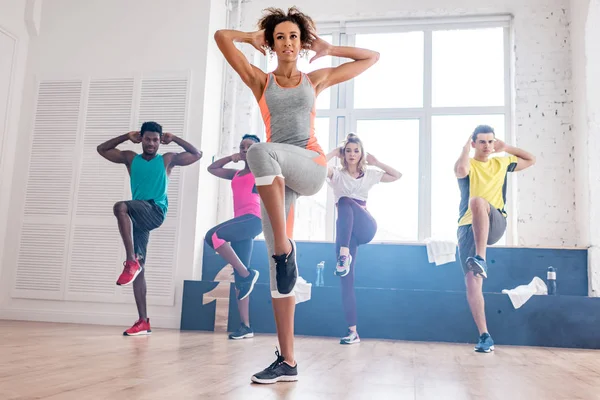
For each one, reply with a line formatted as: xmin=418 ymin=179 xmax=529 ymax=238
xmin=215 ymin=6 xmax=379 ymax=384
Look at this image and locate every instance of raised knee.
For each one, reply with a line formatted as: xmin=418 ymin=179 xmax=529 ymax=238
xmin=246 ymin=142 xmax=267 ymax=163
xmin=469 ymin=197 xmax=487 ymax=210
xmin=113 ymin=201 xmax=128 ymax=216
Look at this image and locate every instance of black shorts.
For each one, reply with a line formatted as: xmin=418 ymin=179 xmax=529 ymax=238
xmin=125 ymin=200 xmax=165 ymax=263
xmin=457 ymin=205 xmax=507 ymax=275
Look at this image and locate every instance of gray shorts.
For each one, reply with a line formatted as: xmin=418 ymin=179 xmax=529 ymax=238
xmin=125 ymin=200 xmax=165 ymax=264
xmin=457 ymin=206 xmax=507 ymax=275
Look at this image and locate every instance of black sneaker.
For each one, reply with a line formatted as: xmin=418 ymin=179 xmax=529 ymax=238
xmin=251 ymin=349 xmax=298 ymax=384
xmin=237 ymin=269 xmax=259 ymax=300
xmin=271 ymin=239 xmax=297 ymax=295
xmin=229 ymin=324 xmax=254 ymax=340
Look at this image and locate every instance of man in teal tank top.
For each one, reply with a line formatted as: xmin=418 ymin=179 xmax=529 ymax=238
xmin=97 ymin=121 xmax=202 ymax=336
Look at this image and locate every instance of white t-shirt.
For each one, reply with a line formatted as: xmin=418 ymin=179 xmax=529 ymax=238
xmin=327 ymin=167 xmax=385 ymax=203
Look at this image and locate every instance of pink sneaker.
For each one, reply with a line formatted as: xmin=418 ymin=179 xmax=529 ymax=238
xmin=123 ymin=318 xmax=151 ymax=336
xmin=116 ymin=259 xmax=142 ymax=286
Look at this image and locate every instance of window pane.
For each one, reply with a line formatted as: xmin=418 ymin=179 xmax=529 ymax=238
xmin=354 ymin=119 xmax=419 ymax=241
xmin=294 ymin=117 xmax=330 ymax=241
xmin=354 ymin=32 xmax=424 ymax=108
xmin=432 ymin=28 xmax=505 ymax=107
xmin=431 ymin=115 xmax=506 ymax=244
xmin=267 ymin=35 xmax=332 ymax=110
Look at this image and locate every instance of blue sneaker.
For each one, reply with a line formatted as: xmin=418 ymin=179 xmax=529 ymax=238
xmin=474 ymin=333 xmax=495 ymax=353
xmin=466 ymin=255 xmax=488 ymax=278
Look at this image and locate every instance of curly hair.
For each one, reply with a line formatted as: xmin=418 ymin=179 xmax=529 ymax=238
xmin=140 ymin=121 xmax=163 ymax=137
xmin=257 ymin=7 xmax=316 ymax=54
xmin=340 ymin=133 xmax=367 ymax=175
xmin=241 ymin=134 xmax=260 ymax=143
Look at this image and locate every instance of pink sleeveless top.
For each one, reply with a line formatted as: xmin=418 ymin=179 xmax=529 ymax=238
xmin=231 ymin=170 xmax=261 ymax=218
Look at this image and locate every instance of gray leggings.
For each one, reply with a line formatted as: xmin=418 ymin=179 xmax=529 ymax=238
xmin=246 ymin=142 xmax=327 ymax=297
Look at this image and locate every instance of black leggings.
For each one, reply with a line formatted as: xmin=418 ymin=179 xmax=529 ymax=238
xmin=205 ymin=214 xmax=263 ymax=281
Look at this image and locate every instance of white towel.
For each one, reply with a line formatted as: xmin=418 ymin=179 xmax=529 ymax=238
xmin=502 ymin=277 xmax=548 ymax=309
xmin=424 ymin=238 xmax=457 ymax=266
xmin=294 ymin=276 xmax=311 ymax=304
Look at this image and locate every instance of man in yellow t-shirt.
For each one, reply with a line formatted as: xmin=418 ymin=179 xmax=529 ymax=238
xmin=454 ymin=125 xmax=535 ymax=353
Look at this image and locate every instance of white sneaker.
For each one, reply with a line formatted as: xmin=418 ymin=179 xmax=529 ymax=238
xmin=335 ymin=254 xmax=352 ymax=277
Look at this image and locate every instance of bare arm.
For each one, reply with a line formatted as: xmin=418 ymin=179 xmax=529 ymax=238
xmin=162 ymin=133 xmax=202 ymax=168
xmin=367 ymin=154 xmax=402 ymax=183
xmin=454 ymin=136 xmax=472 ymax=179
xmin=325 ymin=147 xmax=342 ymax=179
xmin=495 ymin=140 xmax=536 ymax=172
xmin=207 ymin=154 xmax=240 ymax=180
xmin=214 ymin=29 xmax=267 ymax=101
xmin=308 ymin=37 xmax=380 ymax=96
xmin=96 ymin=132 xmax=137 ymax=165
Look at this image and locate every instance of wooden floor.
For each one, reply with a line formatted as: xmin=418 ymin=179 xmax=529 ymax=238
xmin=1 ymin=321 xmax=600 ymax=399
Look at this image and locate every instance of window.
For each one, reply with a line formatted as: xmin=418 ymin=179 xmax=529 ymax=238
xmin=256 ymin=17 xmax=512 ymax=243
xmin=356 ymin=119 xmax=420 ymax=241
xmin=354 ymin=32 xmax=424 ymax=109
xmin=432 ymin=28 xmax=505 ymax=107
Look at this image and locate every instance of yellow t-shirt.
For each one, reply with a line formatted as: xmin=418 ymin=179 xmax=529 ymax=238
xmin=457 ymin=155 xmax=518 ymax=226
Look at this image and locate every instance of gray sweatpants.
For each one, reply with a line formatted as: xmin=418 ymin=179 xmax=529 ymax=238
xmin=246 ymin=142 xmax=327 ymax=297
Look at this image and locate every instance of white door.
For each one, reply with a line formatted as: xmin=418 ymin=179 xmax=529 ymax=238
xmin=0 ymin=29 xmax=16 ymax=170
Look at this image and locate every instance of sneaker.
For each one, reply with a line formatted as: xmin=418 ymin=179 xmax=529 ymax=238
xmin=474 ymin=332 xmax=495 ymax=353
xmin=466 ymin=255 xmax=488 ymax=278
xmin=123 ymin=318 xmax=151 ymax=336
xmin=340 ymin=329 xmax=360 ymax=345
xmin=116 ymin=259 xmax=142 ymax=286
xmin=237 ymin=269 xmax=259 ymax=301
xmin=335 ymin=254 xmax=352 ymax=277
xmin=251 ymin=349 xmax=298 ymax=384
xmin=229 ymin=324 xmax=254 ymax=340
xmin=271 ymin=239 xmax=297 ymax=295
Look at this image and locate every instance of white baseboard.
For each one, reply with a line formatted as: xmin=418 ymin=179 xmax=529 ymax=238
xmin=0 ymin=308 xmax=180 ymax=329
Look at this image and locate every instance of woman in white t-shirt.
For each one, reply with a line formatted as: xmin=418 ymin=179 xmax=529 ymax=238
xmin=326 ymin=133 xmax=402 ymax=344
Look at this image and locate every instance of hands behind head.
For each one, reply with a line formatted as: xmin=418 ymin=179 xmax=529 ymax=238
xmin=366 ymin=153 xmax=378 ymax=165
xmin=128 ymin=131 xmax=141 ymax=143
xmin=251 ymin=30 xmax=267 ymax=55
xmin=161 ymin=132 xmax=174 ymax=144
xmin=309 ymin=35 xmax=332 ymax=63
xmin=493 ymin=138 xmax=506 ymax=153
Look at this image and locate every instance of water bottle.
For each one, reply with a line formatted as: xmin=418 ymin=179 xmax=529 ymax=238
xmin=547 ymin=266 xmax=557 ymax=295
xmin=316 ymin=261 xmax=325 ymax=287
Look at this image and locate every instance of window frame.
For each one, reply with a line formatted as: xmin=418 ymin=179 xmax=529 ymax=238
xmin=256 ymin=15 xmax=515 ymax=245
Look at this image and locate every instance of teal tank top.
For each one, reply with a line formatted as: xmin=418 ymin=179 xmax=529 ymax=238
xmin=130 ymin=154 xmax=169 ymax=214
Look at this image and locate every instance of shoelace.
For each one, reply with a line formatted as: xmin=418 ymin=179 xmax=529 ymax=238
xmin=131 ymin=319 xmax=144 ymax=328
xmin=272 ymin=254 xmax=288 ymax=271
xmin=267 ymin=349 xmax=285 ymax=370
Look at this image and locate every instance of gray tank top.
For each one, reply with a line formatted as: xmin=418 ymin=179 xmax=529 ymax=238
xmin=258 ymin=73 xmax=323 ymax=156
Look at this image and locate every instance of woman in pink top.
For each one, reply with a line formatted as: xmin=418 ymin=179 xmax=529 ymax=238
xmin=206 ymin=134 xmax=263 ymax=340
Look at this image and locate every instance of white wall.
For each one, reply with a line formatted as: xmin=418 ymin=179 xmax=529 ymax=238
xmin=585 ymin=0 xmax=600 ymax=294
xmin=194 ymin=0 xmax=228 ymax=278
xmin=0 ymin=0 xmax=226 ymax=328
xmin=571 ymin=0 xmax=590 ymax=249
xmin=0 ymin=0 xmax=30 ymax=289
xmin=225 ymin=0 xmax=577 ymax=247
